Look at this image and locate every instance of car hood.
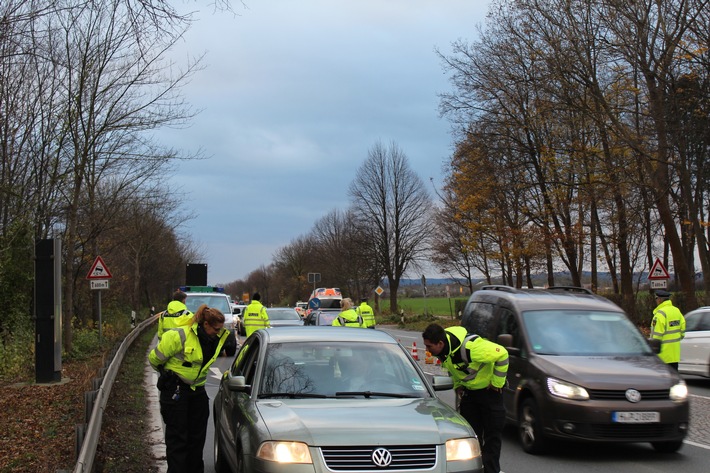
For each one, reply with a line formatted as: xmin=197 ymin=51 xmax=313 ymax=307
xmin=533 ymin=355 xmax=681 ymax=389
xmin=255 ymin=398 xmax=472 ymax=445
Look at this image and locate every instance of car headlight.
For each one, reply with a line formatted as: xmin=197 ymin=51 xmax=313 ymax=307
xmin=256 ymin=441 xmax=313 ymax=464
xmin=670 ymin=379 xmax=688 ymax=402
xmin=445 ymin=438 xmax=481 ymax=461
xmin=547 ymin=378 xmax=589 ymax=400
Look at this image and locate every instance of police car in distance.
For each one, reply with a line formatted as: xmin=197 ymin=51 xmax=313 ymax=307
xmin=180 ymin=286 xmax=239 ymax=356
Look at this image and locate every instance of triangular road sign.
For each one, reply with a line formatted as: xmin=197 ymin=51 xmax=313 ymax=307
xmin=648 ymin=257 xmax=670 ymax=280
xmin=86 ymin=256 xmax=113 ymax=279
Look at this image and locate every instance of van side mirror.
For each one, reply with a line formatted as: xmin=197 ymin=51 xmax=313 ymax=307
xmin=497 ymin=333 xmax=513 ymax=348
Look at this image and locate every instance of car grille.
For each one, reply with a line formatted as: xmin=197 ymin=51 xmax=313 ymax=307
xmin=320 ymin=445 xmax=437 ymax=471
xmin=590 ymin=423 xmax=677 ymax=439
xmin=587 ymin=389 xmax=669 ymax=401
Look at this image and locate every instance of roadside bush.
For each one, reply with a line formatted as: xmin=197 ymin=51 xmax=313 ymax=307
xmin=0 ymin=325 xmax=34 ymax=381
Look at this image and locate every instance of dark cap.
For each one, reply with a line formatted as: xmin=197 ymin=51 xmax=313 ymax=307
xmin=655 ymin=290 xmax=671 ymax=298
xmin=361 ymin=298 xmax=368 ymax=303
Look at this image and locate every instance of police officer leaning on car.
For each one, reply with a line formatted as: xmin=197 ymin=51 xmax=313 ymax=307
xmin=149 ymin=304 xmax=229 ymax=473
xmin=422 ymin=323 xmax=509 ymax=473
xmin=651 ymin=289 xmax=686 ymax=370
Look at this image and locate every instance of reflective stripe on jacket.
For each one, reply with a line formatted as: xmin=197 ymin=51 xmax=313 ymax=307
xmin=441 ymin=326 xmax=509 ymax=390
xmin=244 ymin=301 xmax=270 ymax=337
xmin=333 ymin=308 xmax=364 ymax=328
xmin=149 ymin=322 xmax=228 ymax=389
xmin=651 ymin=301 xmax=686 ymax=363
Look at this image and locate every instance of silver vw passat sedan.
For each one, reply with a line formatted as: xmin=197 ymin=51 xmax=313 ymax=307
xmin=213 ymin=326 xmax=483 ymax=473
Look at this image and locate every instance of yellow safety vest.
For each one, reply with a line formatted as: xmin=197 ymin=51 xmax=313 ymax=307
xmin=332 ymin=308 xmax=364 ymax=328
xmin=357 ymin=303 xmax=376 ymax=328
xmin=651 ymin=300 xmax=686 ymax=364
xmin=157 ymin=301 xmax=193 ymax=340
xmin=244 ymin=301 xmax=270 ymax=337
xmin=149 ymin=322 xmax=229 ymax=389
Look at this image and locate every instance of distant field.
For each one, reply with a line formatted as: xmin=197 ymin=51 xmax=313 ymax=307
xmin=377 ymin=296 xmax=467 ymax=319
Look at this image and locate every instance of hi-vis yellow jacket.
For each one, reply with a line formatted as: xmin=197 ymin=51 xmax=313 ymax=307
xmin=651 ymin=300 xmax=686 ymax=364
xmin=149 ymin=322 xmax=229 ymax=390
xmin=440 ymin=326 xmax=509 ymax=390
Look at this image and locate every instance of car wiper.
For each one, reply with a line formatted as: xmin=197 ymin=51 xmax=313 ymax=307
xmin=259 ymin=392 xmax=328 ymax=399
xmin=335 ymin=391 xmax=419 ymax=398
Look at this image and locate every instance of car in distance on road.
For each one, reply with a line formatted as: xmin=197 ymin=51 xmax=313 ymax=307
xmin=303 ymin=308 xmax=340 ymax=326
xmin=461 ymin=285 xmax=689 ymax=454
xmin=213 ymin=326 xmax=483 ymax=473
xmin=181 ymin=286 xmax=239 ymax=356
xmin=679 ymin=306 xmax=710 ymax=378
xmin=265 ymin=307 xmax=304 ymax=328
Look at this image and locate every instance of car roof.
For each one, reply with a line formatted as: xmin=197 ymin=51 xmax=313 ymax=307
xmin=258 ymin=326 xmax=397 ymax=344
xmin=474 ymin=285 xmax=623 ymax=313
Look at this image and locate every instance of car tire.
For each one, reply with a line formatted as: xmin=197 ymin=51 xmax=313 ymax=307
xmin=651 ymin=440 xmax=684 ymax=453
xmin=518 ymin=398 xmax=548 ymax=454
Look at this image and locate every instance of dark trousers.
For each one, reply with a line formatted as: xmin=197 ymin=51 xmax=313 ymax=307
xmin=160 ymin=384 xmax=209 ymax=473
xmin=459 ymin=388 xmax=506 ymax=473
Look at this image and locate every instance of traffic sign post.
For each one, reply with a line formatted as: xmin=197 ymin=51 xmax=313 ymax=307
xmin=86 ymin=256 xmax=113 ymax=344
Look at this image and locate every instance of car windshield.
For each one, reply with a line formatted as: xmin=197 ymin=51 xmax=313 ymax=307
xmin=185 ymin=294 xmax=231 ymax=315
xmin=259 ymin=341 xmax=428 ymax=398
xmin=317 ymin=312 xmax=338 ymax=325
xmin=266 ymin=308 xmax=300 ymax=320
xmin=522 ymin=310 xmax=653 ymax=356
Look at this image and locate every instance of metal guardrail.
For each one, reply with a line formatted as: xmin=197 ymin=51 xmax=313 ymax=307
xmin=69 ymin=314 xmax=157 ymax=473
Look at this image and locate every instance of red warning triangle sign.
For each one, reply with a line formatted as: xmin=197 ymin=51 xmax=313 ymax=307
xmin=86 ymin=256 xmax=113 ymax=279
xmin=648 ymin=257 xmax=670 ymax=280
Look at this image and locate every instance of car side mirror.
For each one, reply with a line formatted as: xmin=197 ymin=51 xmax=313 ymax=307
xmin=233 ymin=308 xmax=241 ymax=315
xmin=227 ymin=375 xmax=251 ymax=394
xmin=647 ymin=338 xmax=661 ymax=354
xmin=431 ymin=376 xmax=454 ymax=391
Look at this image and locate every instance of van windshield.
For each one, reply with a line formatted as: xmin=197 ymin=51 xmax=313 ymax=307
xmin=522 ymin=310 xmax=653 ymax=356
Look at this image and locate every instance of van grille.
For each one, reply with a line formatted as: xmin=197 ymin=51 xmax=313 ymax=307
xmin=587 ymin=389 xmax=669 ymax=401
xmin=320 ymin=445 xmax=437 ymax=471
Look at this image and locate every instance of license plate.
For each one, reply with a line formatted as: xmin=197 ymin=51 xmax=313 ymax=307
xmin=612 ymin=411 xmax=660 ymax=423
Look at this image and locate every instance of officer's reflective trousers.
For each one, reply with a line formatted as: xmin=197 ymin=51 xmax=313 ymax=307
xmin=160 ymin=383 xmax=209 ymax=473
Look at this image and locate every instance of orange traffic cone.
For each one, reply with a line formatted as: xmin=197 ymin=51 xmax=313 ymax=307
xmin=436 ymin=357 xmax=441 ymax=365
xmin=411 ymin=341 xmax=419 ymax=361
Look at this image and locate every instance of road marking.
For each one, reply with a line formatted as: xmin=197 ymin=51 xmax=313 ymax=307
xmin=689 ymin=393 xmax=710 ymax=400
xmin=685 ymin=439 xmax=710 ymax=450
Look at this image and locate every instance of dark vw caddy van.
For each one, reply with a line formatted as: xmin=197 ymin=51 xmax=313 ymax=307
xmin=461 ymin=286 xmax=689 ymax=454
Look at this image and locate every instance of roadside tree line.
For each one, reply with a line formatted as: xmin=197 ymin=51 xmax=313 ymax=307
xmin=230 ymin=0 xmax=710 ymax=321
xmin=0 ymin=0 xmax=236 ymax=356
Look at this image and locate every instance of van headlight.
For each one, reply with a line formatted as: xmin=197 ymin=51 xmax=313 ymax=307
xmin=669 ymin=380 xmax=688 ymax=402
xmin=445 ymin=438 xmax=481 ymax=461
xmin=547 ymin=378 xmax=589 ymax=400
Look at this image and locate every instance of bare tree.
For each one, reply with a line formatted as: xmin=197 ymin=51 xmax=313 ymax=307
xmin=349 ymin=140 xmax=433 ymax=314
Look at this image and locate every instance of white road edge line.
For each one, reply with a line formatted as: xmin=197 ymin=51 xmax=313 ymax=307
xmin=684 ymin=439 xmax=710 ymax=450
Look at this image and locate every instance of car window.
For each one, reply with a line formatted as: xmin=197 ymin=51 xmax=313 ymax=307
xmin=498 ymin=307 xmax=522 ymax=351
xmin=266 ymin=309 xmax=300 ymax=320
xmin=462 ymin=301 xmax=496 ymax=338
xmin=232 ymin=338 xmax=260 ymax=387
xmin=522 ymin=310 xmax=652 ymax=356
xmin=259 ymin=342 xmax=428 ymax=397
xmin=686 ymin=311 xmax=710 ymax=331
xmin=318 ymin=312 xmax=338 ymax=325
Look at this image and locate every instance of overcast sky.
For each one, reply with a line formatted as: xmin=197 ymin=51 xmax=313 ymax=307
xmin=161 ymin=1 xmax=492 ymax=285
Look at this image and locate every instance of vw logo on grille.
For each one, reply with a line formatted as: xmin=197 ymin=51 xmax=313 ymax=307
xmin=625 ymin=389 xmax=641 ymax=403
xmin=372 ymin=448 xmax=392 ymax=467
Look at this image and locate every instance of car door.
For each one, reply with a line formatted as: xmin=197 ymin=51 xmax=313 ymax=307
xmin=681 ymin=310 xmax=710 ymax=376
xmin=494 ymin=305 xmax=526 ymax=416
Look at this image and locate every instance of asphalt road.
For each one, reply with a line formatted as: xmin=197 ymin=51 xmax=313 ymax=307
xmin=146 ymin=326 xmax=710 ymax=473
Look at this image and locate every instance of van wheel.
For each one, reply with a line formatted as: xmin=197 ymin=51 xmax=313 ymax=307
xmin=651 ymin=440 xmax=683 ymax=453
xmin=518 ymin=398 xmax=547 ymax=454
